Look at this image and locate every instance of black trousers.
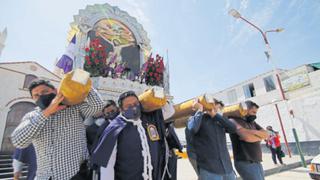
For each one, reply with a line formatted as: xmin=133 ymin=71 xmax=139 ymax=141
xmin=270 ymin=146 xmax=283 ymax=164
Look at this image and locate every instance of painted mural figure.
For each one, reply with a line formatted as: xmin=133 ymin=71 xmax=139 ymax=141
xmin=87 ymin=19 xmax=141 ymax=76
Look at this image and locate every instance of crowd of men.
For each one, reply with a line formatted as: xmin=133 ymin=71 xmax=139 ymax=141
xmin=185 ymin=99 xmax=268 ymax=180
xmin=10 ymin=79 xmax=271 ymax=180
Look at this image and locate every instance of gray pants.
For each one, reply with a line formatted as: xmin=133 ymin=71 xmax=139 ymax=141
xmin=235 ymin=161 xmax=265 ymax=180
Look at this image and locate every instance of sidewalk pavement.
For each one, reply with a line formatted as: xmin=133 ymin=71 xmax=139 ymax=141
xmin=177 ymin=153 xmax=314 ymax=180
xmin=265 ymin=166 xmax=310 ymax=180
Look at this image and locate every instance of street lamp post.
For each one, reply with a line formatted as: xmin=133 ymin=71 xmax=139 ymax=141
xmin=228 ymin=9 xmax=292 ymax=158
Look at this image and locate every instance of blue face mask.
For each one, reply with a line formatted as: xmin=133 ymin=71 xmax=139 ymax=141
xmin=122 ymin=104 xmax=141 ymax=120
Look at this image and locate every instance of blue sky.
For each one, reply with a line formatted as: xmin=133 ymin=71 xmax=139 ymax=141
xmin=1 ymin=0 xmax=319 ymax=103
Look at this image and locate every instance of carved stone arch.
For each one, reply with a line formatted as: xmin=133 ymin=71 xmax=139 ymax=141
xmin=71 ymin=3 xmax=152 ymax=74
xmin=1 ymin=101 xmax=36 ymax=152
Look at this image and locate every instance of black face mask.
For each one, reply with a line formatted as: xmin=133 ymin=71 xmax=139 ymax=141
xmin=104 ymin=110 xmax=119 ymax=120
xmin=246 ymin=115 xmax=257 ymax=123
xmin=36 ymin=93 xmax=56 ymax=110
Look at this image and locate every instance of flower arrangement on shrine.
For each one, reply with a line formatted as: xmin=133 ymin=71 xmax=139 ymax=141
xmin=82 ymin=38 xmax=165 ymax=87
xmin=84 ymin=38 xmax=108 ymax=77
xmin=83 ymin=38 xmax=132 ymax=79
xmin=141 ymin=54 xmax=165 ymax=87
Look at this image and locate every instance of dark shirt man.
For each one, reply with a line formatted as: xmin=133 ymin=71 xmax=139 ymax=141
xmin=188 ymin=99 xmax=237 ymax=180
xmin=229 ymin=100 xmax=269 ymax=180
xmin=86 ymin=100 xmax=119 ymax=153
xmin=86 ymin=117 xmax=105 ymax=152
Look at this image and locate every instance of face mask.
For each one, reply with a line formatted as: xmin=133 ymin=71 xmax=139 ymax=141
xmin=246 ymin=115 xmax=257 ymax=123
xmin=36 ymin=93 xmax=56 ymax=110
xmin=104 ymin=110 xmax=119 ymax=120
xmin=122 ymin=104 xmax=141 ymax=120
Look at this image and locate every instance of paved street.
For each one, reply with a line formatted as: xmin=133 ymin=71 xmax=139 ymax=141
xmin=177 ymin=153 xmax=313 ymax=180
xmin=266 ymin=167 xmax=310 ymax=180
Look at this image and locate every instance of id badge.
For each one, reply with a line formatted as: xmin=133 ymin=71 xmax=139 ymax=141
xmin=147 ymin=124 xmax=160 ymax=141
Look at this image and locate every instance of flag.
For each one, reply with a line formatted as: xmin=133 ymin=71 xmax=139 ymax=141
xmin=56 ymin=35 xmax=76 ymax=73
xmin=0 ymin=27 xmax=7 ymax=57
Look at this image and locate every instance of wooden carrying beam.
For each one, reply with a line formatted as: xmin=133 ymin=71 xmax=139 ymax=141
xmin=172 ymin=101 xmax=248 ymax=129
xmin=172 ymin=94 xmax=215 ymax=120
xmin=139 ymin=87 xmax=167 ymax=112
xmin=173 ymin=116 xmax=190 ymax=128
xmin=222 ymin=102 xmax=248 ymax=118
xmin=59 ymin=69 xmax=92 ymax=105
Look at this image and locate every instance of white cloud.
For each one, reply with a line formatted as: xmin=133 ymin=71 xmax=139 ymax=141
xmin=239 ymin=0 xmax=249 ymax=12
xmin=108 ymin=0 xmax=151 ymax=29
xmin=103 ymin=0 xmax=155 ymax=49
xmin=124 ymin=0 xmax=150 ymax=26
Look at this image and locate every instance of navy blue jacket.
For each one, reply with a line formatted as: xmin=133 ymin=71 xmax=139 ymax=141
xmin=188 ymin=112 xmax=236 ymax=174
xmin=91 ymin=109 xmax=181 ymax=180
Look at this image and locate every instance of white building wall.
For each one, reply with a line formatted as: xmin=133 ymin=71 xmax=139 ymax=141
xmin=0 ymin=62 xmax=60 ymax=150
xmin=256 ymin=89 xmax=320 ymax=143
xmin=215 ymin=71 xmax=283 ymax=106
xmin=213 ymin=66 xmax=320 ymax=143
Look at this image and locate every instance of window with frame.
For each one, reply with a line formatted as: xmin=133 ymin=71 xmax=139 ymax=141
xmin=263 ymin=75 xmax=276 ymax=92
xmin=227 ymin=89 xmax=237 ymax=104
xmin=23 ymin=74 xmax=38 ymax=89
xmin=243 ymin=83 xmax=256 ymax=98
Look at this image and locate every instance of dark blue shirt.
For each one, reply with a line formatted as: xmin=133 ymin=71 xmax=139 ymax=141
xmin=13 ymin=144 xmax=37 ymax=180
xmin=188 ymin=111 xmax=236 ymax=174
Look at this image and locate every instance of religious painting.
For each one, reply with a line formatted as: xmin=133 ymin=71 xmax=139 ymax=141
xmin=86 ymin=18 xmax=141 ymax=77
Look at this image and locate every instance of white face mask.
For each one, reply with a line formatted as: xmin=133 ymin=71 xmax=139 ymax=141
xmin=95 ymin=118 xmax=106 ymax=127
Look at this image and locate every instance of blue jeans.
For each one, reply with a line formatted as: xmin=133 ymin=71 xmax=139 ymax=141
xmin=235 ymin=161 xmax=265 ymax=180
xmin=199 ymin=168 xmax=236 ymax=180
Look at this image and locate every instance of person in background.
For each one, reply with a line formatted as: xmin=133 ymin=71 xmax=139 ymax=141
xmin=86 ymin=100 xmax=119 ymax=153
xmin=87 ymin=100 xmax=120 ymax=180
xmin=86 ymin=115 xmax=104 ymax=152
xmin=266 ymin=126 xmax=284 ymax=166
xmin=229 ymin=100 xmax=269 ymax=180
xmin=12 ymin=144 xmax=37 ymax=180
xmin=188 ymin=98 xmax=237 ymax=180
